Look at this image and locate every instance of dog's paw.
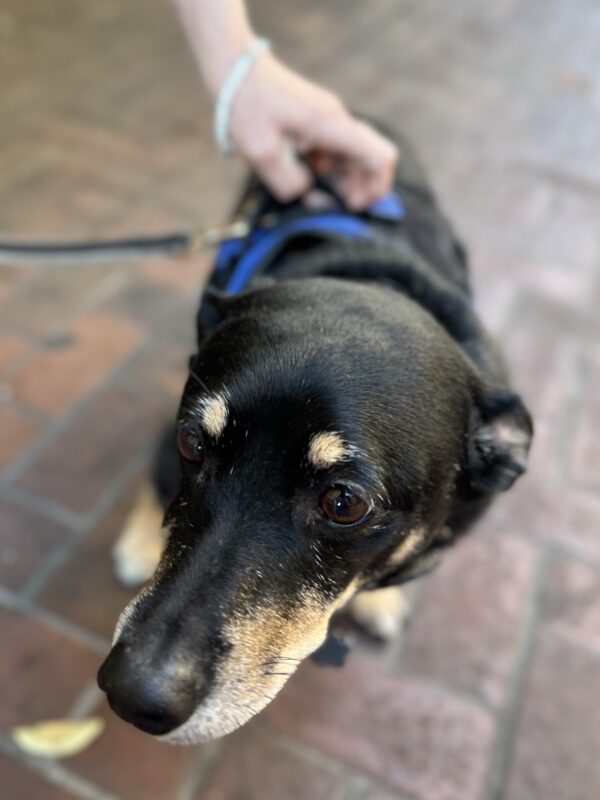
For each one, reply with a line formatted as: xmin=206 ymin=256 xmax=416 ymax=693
xmin=345 ymin=586 xmax=408 ymax=641
xmin=112 ymin=484 xmax=167 ymax=588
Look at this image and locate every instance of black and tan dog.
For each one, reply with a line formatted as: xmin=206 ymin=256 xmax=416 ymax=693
xmin=98 ymin=130 xmax=532 ymax=744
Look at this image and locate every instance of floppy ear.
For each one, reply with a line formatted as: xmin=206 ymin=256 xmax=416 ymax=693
xmin=196 ymin=287 xmax=230 ymax=342
xmin=196 ymin=279 xmax=275 ymax=342
xmin=468 ymin=388 xmax=533 ymax=494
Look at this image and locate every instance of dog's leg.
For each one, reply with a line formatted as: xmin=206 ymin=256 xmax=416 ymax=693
xmin=113 ymin=482 xmax=167 ymax=588
xmin=346 ymin=585 xmax=408 ymax=641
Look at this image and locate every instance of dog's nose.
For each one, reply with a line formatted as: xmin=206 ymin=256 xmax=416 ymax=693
xmin=97 ymin=640 xmax=199 ymax=736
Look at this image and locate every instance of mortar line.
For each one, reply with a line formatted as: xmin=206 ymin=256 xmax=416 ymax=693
xmin=553 ymin=344 xmax=587 ymax=486
xmin=68 ymin=681 xmax=106 ymax=721
xmin=0 ymin=736 xmax=120 ymax=800
xmin=19 ymin=448 xmax=152 ymax=602
xmin=0 ymin=334 xmax=152 ymax=488
xmin=176 ymin=740 xmax=223 ymax=800
xmin=0 ymin=586 xmax=110 ymax=655
xmin=484 ymin=546 xmax=547 ymax=800
xmin=0 ymin=484 xmax=86 ymax=530
xmin=256 ymin=721 xmax=422 ymax=800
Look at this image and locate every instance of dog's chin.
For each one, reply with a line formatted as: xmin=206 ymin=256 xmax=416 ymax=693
xmin=157 ymin=672 xmax=297 ymax=745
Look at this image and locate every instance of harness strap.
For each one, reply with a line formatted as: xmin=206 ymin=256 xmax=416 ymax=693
xmin=216 ymin=190 xmax=406 ymax=294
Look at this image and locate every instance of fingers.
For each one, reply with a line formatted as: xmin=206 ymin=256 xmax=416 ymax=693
xmin=242 ymin=134 xmax=312 ymax=203
xmin=243 ymin=116 xmax=398 ymax=209
xmin=309 ymin=114 xmax=398 ymax=209
xmin=227 ymin=53 xmax=397 ymax=208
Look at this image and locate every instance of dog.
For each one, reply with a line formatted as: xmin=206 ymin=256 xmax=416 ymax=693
xmin=97 ymin=129 xmax=532 ymax=744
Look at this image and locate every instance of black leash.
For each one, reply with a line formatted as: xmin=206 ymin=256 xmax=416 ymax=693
xmin=0 ymin=233 xmax=190 ymax=265
xmin=0 ymin=170 xmax=402 ymax=268
xmin=0 ymin=220 xmax=254 ymax=267
xmin=0 ymin=166 xmax=335 ymax=267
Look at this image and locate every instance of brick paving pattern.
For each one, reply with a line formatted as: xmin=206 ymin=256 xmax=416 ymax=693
xmin=0 ymin=0 xmax=599 ymax=798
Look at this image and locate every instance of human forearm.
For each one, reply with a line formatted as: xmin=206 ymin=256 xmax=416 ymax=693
xmin=171 ymin=0 xmax=254 ymax=96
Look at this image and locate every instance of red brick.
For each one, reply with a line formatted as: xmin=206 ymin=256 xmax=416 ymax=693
xmin=471 ymin=273 xmax=516 ymax=335
xmin=0 ymin=499 xmax=67 ymax=591
xmin=0 ymin=753 xmax=78 ymax=800
xmin=569 ymin=349 xmax=600 ymax=489
xmin=473 ymin=249 xmax=596 ymax=312
xmin=0 ymin=335 xmax=27 ymax=374
xmin=11 ymin=312 xmax=143 ymax=416
xmin=486 ymin=476 xmax=600 ymax=560
xmin=97 ymin=202 xmax=195 ymax=240
xmin=197 ymin=724 xmax=339 ymax=800
xmin=511 ymin=291 xmax=600 ymax=347
xmin=69 ymin=701 xmax=201 ymax=800
xmin=135 ymin=252 xmax=213 ymax=296
xmin=401 ymin=532 xmax=536 ymax=708
xmin=0 ymin=269 xmax=18 ymax=305
xmin=99 ymin=275 xmax=195 ymax=330
xmin=156 ymin=156 xmax=241 ymax=221
xmin=39 ymin=479 xmax=143 ymax=639
xmin=17 ymin=350 xmax=177 ymax=514
xmin=502 ymin=320 xmax=578 ymax=480
xmin=0 ymin=156 xmax=129 ymax=239
xmin=0 ymin=607 xmax=100 ymax=728
xmin=263 ymin=656 xmax=494 ymax=800
xmin=505 ymin=634 xmax=600 ymax=800
xmin=0 ymin=264 xmax=126 ymax=338
xmin=345 ymin=778 xmax=402 ymax=800
xmin=541 ymin=555 xmax=600 ymax=652
xmin=0 ymin=406 xmax=41 ymax=470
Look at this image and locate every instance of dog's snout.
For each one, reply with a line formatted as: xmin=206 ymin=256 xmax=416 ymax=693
xmin=97 ymin=640 xmax=200 ymax=736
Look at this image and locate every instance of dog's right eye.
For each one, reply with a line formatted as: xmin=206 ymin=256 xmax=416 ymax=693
xmin=177 ymin=425 xmax=204 ymax=463
xmin=319 ymin=485 xmax=371 ymax=526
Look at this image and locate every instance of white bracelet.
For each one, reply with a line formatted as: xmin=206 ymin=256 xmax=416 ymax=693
xmin=213 ymin=37 xmax=270 ymax=157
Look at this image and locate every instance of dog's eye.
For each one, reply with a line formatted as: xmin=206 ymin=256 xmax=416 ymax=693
xmin=177 ymin=425 xmax=204 ymax=463
xmin=319 ymin=485 xmax=370 ymax=526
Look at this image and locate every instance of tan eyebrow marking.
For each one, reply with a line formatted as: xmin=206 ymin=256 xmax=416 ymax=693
xmin=308 ymin=431 xmax=352 ymax=470
xmin=200 ymin=393 xmax=229 ymax=438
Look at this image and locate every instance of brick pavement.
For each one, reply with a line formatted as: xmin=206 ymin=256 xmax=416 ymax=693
xmin=0 ymin=0 xmax=599 ymax=798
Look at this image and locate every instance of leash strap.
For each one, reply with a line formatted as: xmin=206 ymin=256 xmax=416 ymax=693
xmin=0 ymin=179 xmax=405 ymax=271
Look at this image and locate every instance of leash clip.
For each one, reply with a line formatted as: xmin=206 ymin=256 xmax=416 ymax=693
xmin=189 ymin=219 xmax=251 ymax=253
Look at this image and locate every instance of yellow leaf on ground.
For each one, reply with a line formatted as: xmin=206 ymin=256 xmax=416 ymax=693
xmin=12 ymin=717 xmax=105 ymax=758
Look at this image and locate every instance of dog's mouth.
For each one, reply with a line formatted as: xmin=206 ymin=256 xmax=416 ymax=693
xmin=157 ymin=656 xmax=302 ymax=744
xmin=98 ymin=642 xmax=300 ymax=743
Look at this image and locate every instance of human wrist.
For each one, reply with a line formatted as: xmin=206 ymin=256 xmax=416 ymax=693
xmin=202 ymin=25 xmax=256 ymax=98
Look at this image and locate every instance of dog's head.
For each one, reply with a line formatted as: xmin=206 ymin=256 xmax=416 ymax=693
xmin=98 ymin=278 xmax=531 ymax=743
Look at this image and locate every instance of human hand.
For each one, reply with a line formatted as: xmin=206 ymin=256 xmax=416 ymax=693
xmin=226 ymin=53 xmax=398 ymax=210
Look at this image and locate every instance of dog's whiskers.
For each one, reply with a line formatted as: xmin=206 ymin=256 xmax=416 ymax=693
xmin=262 ymin=655 xmax=302 ymax=666
xmin=263 ymin=670 xmax=294 ymax=678
xmin=188 ymin=367 xmax=211 ymax=394
xmin=239 ymin=700 xmax=261 ymax=717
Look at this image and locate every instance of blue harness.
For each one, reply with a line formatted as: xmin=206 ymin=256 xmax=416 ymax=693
xmin=215 ymin=190 xmax=406 ymax=294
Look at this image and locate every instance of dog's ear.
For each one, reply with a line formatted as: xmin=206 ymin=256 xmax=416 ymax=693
xmin=197 ymin=279 xmax=276 ymax=342
xmin=468 ymin=388 xmax=533 ymax=494
xmin=196 ymin=287 xmax=231 ymax=341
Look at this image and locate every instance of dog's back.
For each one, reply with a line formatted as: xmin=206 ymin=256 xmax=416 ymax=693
xmin=213 ymin=128 xmax=506 ymax=389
